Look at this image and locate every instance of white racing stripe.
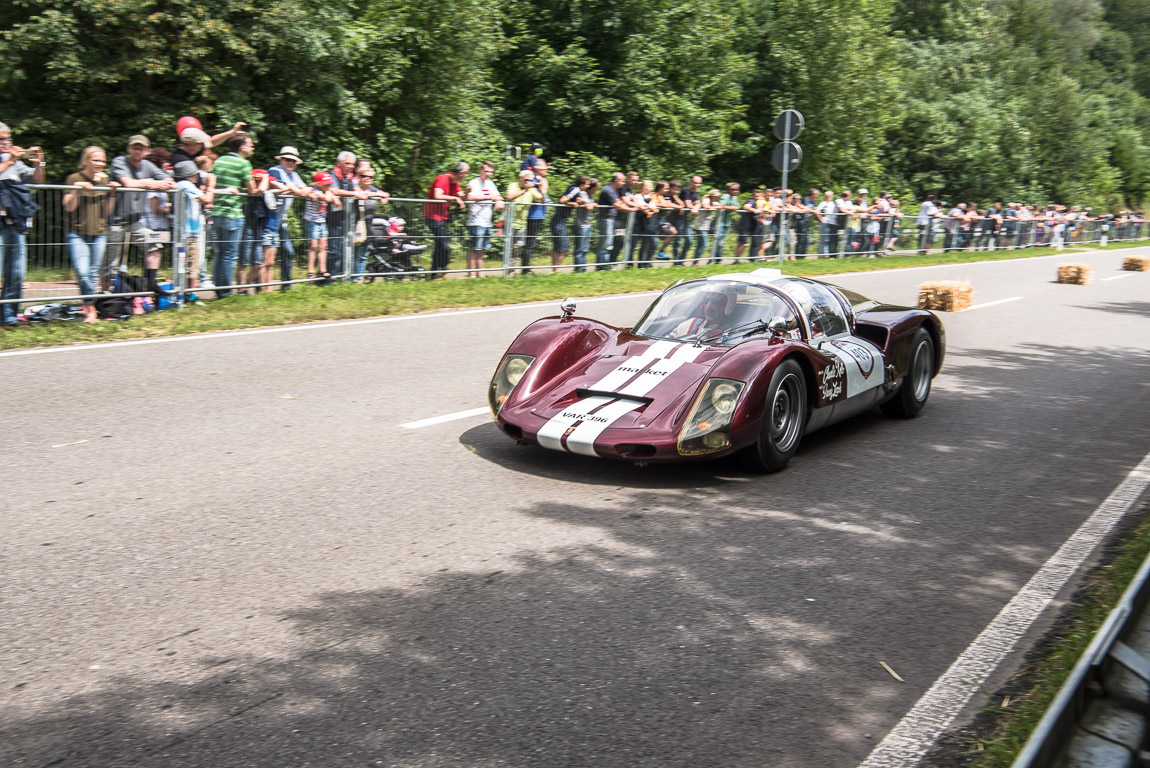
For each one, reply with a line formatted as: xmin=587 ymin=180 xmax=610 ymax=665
xmin=564 ymin=356 xmax=692 ymax=456
xmin=565 ymin=399 xmax=646 ymax=457
xmin=536 ymin=396 xmax=615 ymax=451
xmin=670 ymin=344 xmax=707 ymax=363
xmin=857 ymin=448 xmax=1150 ymax=768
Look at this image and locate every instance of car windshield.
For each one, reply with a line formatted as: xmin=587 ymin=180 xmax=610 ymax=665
xmin=770 ymin=277 xmax=852 ymax=339
xmin=632 ymin=280 xmax=800 ymax=344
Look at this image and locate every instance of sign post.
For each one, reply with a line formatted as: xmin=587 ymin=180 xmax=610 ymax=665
xmin=772 ymin=110 xmax=804 ymax=265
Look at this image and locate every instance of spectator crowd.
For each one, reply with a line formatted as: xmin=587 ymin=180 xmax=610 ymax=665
xmin=0 ymin=117 xmax=1147 ymax=325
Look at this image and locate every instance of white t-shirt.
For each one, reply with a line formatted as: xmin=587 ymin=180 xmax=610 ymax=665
xmin=467 ymin=177 xmax=500 ymax=227
xmin=177 ymin=180 xmax=204 ymax=237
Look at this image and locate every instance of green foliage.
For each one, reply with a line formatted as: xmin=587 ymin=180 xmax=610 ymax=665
xmin=2 ymin=0 xmax=1150 ymax=208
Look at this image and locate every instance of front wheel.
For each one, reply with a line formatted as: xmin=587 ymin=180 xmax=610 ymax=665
xmin=743 ymin=360 xmax=807 ymax=473
xmin=881 ymin=326 xmax=935 ymax=418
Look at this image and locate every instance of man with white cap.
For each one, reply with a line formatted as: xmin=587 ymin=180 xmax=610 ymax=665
xmin=267 ymin=146 xmax=310 ymax=287
xmin=171 ymin=121 xmax=246 ymax=167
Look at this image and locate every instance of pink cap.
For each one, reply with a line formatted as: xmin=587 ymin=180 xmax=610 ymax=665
xmin=251 ymin=168 xmax=269 ymax=177
xmin=313 ymin=171 xmax=333 ymax=185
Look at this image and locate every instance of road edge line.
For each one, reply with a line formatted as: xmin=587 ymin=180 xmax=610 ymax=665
xmin=857 ymin=448 xmax=1150 ymax=768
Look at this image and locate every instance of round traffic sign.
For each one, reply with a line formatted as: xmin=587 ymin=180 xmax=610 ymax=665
xmin=771 ymin=141 xmax=802 ymax=173
xmin=773 ymin=109 xmax=805 ymax=142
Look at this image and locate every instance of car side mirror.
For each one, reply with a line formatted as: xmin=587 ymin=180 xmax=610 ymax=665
xmin=560 ymin=297 xmax=576 ymax=318
xmin=767 ymin=316 xmax=789 ymax=338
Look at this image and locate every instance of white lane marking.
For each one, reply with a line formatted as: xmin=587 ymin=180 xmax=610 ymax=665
xmin=857 ymin=448 xmax=1150 ymax=768
xmin=399 ymin=406 xmax=492 ymax=430
xmin=3 ymin=244 xmax=1139 ymax=359
xmin=962 ymin=296 xmax=1024 ymax=311
xmin=1102 ymin=273 xmax=1136 ymax=281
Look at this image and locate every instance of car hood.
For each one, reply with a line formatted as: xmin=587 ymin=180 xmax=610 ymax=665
xmin=524 ymin=338 xmax=725 ymax=430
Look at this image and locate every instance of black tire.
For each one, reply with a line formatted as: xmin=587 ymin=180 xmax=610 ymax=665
xmin=744 ymin=359 xmax=807 ymax=472
xmin=881 ymin=326 xmax=934 ymax=418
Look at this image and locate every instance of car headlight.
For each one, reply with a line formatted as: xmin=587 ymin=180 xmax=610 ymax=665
xmin=711 ymin=381 xmax=739 ymax=414
xmin=678 ymin=378 xmax=745 ymax=455
xmin=489 ymin=354 xmax=536 ymax=417
xmin=506 ymin=357 xmax=529 ymax=386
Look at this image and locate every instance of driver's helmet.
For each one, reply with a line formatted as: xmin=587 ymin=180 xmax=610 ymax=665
xmin=695 ymin=285 xmax=737 ymax=318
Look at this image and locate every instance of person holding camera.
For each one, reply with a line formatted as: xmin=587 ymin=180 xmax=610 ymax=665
xmin=504 ymin=168 xmax=541 ymax=274
xmin=0 ymin=121 xmax=45 ymax=326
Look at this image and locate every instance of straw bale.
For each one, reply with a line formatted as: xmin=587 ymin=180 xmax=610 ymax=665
xmin=1122 ymin=256 xmax=1149 ymax=272
xmin=1056 ymin=263 xmax=1092 ymax=285
xmin=917 ymin=281 xmax=973 ymax=312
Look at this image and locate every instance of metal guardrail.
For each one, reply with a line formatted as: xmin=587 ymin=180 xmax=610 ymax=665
xmin=1013 ymin=549 xmax=1150 ymax=768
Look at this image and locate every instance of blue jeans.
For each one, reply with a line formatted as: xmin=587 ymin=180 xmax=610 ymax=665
xmin=712 ymin=219 xmax=729 ymax=262
xmin=426 ymin=218 xmax=450 ymax=273
xmin=0 ymin=222 xmax=27 ymax=324
xmin=66 ymin=232 xmax=106 ymax=304
xmin=693 ymin=230 xmax=710 ymax=262
xmin=211 ymin=216 xmax=244 ymax=297
xmin=596 ymin=217 xmax=616 ymax=269
xmin=353 ymin=242 xmax=368 ymax=282
xmin=672 ymin=222 xmax=691 ymax=263
xmin=573 ymin=223 xmax=591 ymax=272
xmin=279 ymin=223 xmax=295 ymax=287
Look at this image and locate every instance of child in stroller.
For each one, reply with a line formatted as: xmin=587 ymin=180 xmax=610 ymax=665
xmin=364 ymin=217 xmax=430 ymax=280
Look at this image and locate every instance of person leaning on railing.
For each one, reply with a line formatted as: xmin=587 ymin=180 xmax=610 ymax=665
xmin=0 ymin=120 xmax=45 ymax=327
xmin=571 ymin=177 xmax=598 ymax=273
xmin=104 ymin=135 xmax=172 ymax=293
xmin=690 ymin=189 xmax=720 ymax=265
xmin=62 ymin=146 xmax=116 ymax=323
xmin=172 ymin=160 xmax=213 ymax=292
xmin=504 ymin=168 xmax=540 ymax=274
xmin=424 ymin=161 xmax=469 ymax=277
xmin=464 ymin=161 xmax=504 ymax=278
xmin=551 ymin=174 xmax=586 ymax=272
xmin=353 ymin=163 xmax=390 ymax=282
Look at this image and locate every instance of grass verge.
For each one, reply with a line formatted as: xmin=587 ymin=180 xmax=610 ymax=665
xmin=935 ymin=504 xmax=1150 ymax=767
xmin=3 ymin=242 xmax=1143 ymax=351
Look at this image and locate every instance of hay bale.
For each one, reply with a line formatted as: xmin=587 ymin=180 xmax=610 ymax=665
xmin=917 ymin=281 xmax=974 ymax=312
xmin=1056 ymin=263 xmax=1092 ymax=285
xmin=1122 ymin=256 xmax=1149 ymax=272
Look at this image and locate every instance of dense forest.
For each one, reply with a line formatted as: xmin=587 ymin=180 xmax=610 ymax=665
xmin=2 ymin=0 xmax=1149 ymax=208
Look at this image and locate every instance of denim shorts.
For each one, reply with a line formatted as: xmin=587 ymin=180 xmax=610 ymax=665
xmin=261 ymin=228 xmax=280 ymax=248
xmin=468 ymin=225 xmax=492 ymax=251
xmin=306 ymin=221 xmax=328 ymax=240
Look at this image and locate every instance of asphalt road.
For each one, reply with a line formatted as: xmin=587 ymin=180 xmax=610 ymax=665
xmin=3 ymin=248 xmax=1150 ymax=768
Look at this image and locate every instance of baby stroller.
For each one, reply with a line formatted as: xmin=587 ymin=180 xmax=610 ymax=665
xmin=364 ymin=217 xmax=430 ymax=281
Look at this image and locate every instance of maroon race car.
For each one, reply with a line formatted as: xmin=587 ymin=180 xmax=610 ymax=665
xmin=488 ymin=268 xmax=945 ymax=471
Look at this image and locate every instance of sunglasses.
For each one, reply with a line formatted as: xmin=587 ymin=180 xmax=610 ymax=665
xmin=359 ymin=174 xmax=375 ymax=179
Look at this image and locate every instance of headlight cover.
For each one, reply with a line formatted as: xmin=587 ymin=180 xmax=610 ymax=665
xmin=489 ymin=354 xmax=536 ymax=417
xmin=678 ymin=378 xmax=746 ymax=455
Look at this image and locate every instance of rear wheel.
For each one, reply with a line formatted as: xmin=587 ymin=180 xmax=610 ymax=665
xmin=744 ymin=360 xmax=807 ymax=472
xmin=881 ymin=326 xmax=934 ymax=418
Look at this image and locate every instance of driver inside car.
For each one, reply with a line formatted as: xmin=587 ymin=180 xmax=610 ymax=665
xmin=669 ymin=288 xmax=738 ymax=339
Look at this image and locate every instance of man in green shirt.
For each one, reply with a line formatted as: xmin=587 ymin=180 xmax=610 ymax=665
xmin=211 ymin=134 xmax=257 ymax=297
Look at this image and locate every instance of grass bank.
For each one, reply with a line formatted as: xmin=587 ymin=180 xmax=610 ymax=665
xmin=937 ymin=506 xmax=1150 ymax=766
xmin=2 ymin=243 xmax=1139 ymax=351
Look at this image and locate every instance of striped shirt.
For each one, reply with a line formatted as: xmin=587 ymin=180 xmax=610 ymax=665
xmin=212 ymin=152 xmax=252 ymax=219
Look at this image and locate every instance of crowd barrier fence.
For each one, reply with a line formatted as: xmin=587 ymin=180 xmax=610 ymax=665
xmin=5 ymin=185 xmax=1150 ymax=311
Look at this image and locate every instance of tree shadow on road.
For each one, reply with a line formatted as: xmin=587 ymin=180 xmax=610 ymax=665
xmin=6 ymin=346 xmax=1150 ymax=768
